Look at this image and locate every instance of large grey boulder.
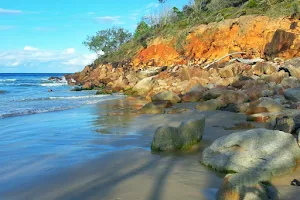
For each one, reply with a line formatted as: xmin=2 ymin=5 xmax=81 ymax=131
xmin=151 ymin=91 xmax=181 ymax=104
xmin=202 ymin=129 xmax=300 ymax=177
xmin=284 ymin=87 xmax=300 ymax=102
xmin=151 ymin=114 xmax=205 ymax=151
xmin=178 ymin=115 xmax=205 ymax=150
xmin=151 ymin=126 xmax=182 ymax=151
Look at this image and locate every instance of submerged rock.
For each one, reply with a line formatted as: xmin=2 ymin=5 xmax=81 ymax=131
xmin=140 ymin=102 xmax=165 ymax=114
xmin=71 ymin=86 xmax=83 ymax=91
xmin=202 ymin=129 xmax=300 ymax=176
xmin=48 ymin=76 xmax=62 ymax=81
xmin=151 ymin=114 xmax=205 ymax=151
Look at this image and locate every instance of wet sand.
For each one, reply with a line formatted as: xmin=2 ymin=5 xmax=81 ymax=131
xmin=2 ymin=98 xmax=300 ymax=199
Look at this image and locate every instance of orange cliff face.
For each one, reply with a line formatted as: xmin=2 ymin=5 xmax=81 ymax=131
xmin=133 ymin=15 xmax=300 ymax=68
xmin=132 ymin=43 xmax=183 ymax=69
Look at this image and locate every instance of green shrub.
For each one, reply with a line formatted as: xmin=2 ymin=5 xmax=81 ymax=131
xmin=247 ymin=0 xmax=258 ymax=8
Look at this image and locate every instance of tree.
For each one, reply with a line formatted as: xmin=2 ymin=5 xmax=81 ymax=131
xmin=134 ymin=21 xmax=151 ymax=39
xmin=83 ymin=27 xmax=132 ymax=56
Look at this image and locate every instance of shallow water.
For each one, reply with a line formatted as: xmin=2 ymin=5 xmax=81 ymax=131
xmin=0 ymin=98 xmax=150 ymax=194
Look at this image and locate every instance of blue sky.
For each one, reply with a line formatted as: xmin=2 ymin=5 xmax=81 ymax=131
xmin=0 ymin=0 xmax=188 ymax=73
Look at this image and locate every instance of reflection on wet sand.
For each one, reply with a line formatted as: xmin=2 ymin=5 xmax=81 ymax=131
xmin=93 ymin=98 xmax=146 ymax=134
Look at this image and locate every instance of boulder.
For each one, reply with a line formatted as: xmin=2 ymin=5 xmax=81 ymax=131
xmin=284 ymin=87 xmax=300 ymax=102
xmin=133 ymin=77 xmax=157 ymax=96
xmin=203 ymin=88 xmax=224 ymax=100
xmin=273 ymin=116 xmax=295 ymax=133
xmin=284 ymin=65 xmax=300 ymax=79
xmin=82 ymin=82 xmax=94 ymax=90
xmin=166 ymin=108 xmax=189 ymax=114
xmin=250 ymin=97 xmax=283 ymax=113
xmin=152 ymin=100 xmax=172 ymax=108
xmin=48 ymin=76 xmax=63 ymax=81
xmin=140 ymin=102 xmax=164 ymax=114
xmin=219 ymin=104 xmax=239 ymax=113
xmin=281 ymin=77 xmax=300 ymax=89
xmin=219 ymin=63 xmax=240 ymax=78
xmin=136 ymin=67 xmax=165 ymax=79
xmin=252 ymin=62 xmax=277 ymax=75
xmin=151 ymin=126 xmax=182 ymax=151
xmin=217 ymin=90 xmax=249 ymax=105
xmin=216 ymin=173 xmax=278 ymax=200
xmin=151 ymin=114 xmax=205 ymax=151
xmin=188 ymin=83 xmax=207 ymax=93
xmin=284 ymin=57 xmax=300 ymax=67
xmin=151 ymin=91 xmax=181 ymax=104
xmin=196 ymin=99 xmax=224 ymax=111
xmin=181 ymin=91 xmax=202 ymax=102
xmin=202 ymin=129 xmax=300 ymax=176
xmin=177 ymin=115 xmax=205 ymax=150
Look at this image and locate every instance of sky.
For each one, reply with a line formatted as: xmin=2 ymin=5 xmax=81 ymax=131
xmin=0 ymin=0 xmax=188 ymax=73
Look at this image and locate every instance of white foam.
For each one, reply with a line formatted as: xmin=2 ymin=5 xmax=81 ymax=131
xmin=49 ymin=95 xmax=109 ymax=100
xmin=0 ymin=79 xmax=16 ymax=82
xmin=40 ymin=76 xmax=68 ymax=87
xmin=40 ymin=83 xmax=67 ymax=87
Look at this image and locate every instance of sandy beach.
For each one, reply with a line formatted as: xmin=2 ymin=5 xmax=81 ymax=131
xmin=2 ymin=98 xmax=298 ymax=200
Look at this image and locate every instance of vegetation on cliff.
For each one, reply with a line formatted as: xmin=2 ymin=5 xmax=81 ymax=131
xmin=83 ymin=0 xmax=300 ymax=66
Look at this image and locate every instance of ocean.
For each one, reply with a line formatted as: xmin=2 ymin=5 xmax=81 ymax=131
xmin=0 ymin=73 xmax=123 ymax=118
xmin=0 ymin=73 xmax=147 ymax=194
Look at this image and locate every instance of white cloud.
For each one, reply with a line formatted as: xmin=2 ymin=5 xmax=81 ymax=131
xmin=62 ymin=53 xmax=97 ymax=66
xmin=24 ymin=46 xmax=39 ymax=51
xmin=0 ymin=8 xmax=23 ymax=14
xmin=95 ymin=16 xmax=124 ymax=24
xmin=64 ymin=48 xmax=75 ymax=54
xmin=11 ymin=61 xmax=20 ymax=66
xmin=0 ymin=48 xmax=97 ymax=72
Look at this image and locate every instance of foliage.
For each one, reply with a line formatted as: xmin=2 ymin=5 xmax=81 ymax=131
xmin=133 ymin=21 xmax=153 ymax=48
xmin=84 ymin=0 xmax=300 ymax=65
xmin=83 ymin=27 xmax=132 ymax=56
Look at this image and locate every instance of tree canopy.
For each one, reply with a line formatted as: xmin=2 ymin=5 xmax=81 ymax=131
xmin=83 ymin=27 xmax=132 ymax=56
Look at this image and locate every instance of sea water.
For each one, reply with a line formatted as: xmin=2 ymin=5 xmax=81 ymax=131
xmin=0 ymin=73 xmax=138 ymax=193
xmin=0 ymin=73 xmax=123 ymax=118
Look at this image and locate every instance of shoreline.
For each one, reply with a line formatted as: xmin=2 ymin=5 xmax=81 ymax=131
xmin=4 ymin=97 xmax=297 ymax=200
